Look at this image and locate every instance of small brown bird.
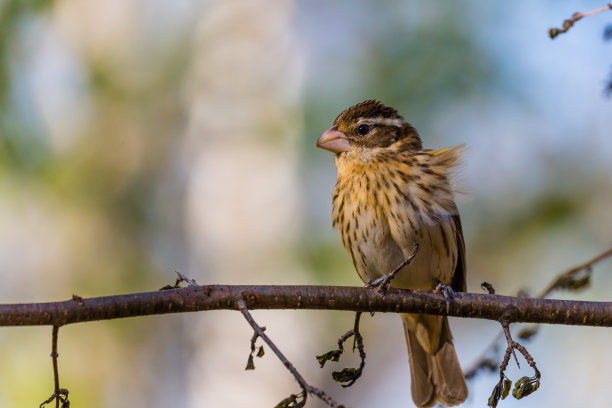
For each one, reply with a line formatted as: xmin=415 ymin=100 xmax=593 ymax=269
xmin=316 ymin=100 xmax=468 ymax=407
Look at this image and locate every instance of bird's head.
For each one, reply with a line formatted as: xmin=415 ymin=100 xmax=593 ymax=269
xmin=316 ymin=100 xmax=422 ymax=154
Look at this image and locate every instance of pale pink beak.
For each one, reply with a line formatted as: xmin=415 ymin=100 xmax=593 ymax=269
xmin=316 ymin=126 xmax=350 ymax=153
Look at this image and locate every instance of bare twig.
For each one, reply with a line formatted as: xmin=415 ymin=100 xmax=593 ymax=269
xmin=549 ymin=4 xmax=612 ymax=39
xmin=175 ymin=271 xmax=198 ymax=287
xmin=39 ymin=326 xmax=69 ymax=408
xmin=512 ymin=342 xmax=541 ymax=383
xmin=366 ymin=244 xmax=419 ymax=294
xmin=501 ymin=322 xmax=520 ymax=368
xmin=342 ymin=313 xmax=366 ymax=386
xmin=481 ymin=282 xmax=496 ymax=294
xmin=487 ymin=321 xmax=542 ymax=407
xmin=159 ymin=271 xmax=198 ymax=290
xmin=487 ymin=333 xmax=513 ymax=408
xmin=237 ymin=298 xmax=345 ymax=408
xmin=351 ymin=312 xmax=363 ymax=353
xmin=466 ymin=248 xmax=612 ymax=380
xmin=52 ymin=325 xmax=60 ymax=404
xmin=318 ymin=312 xmax=367 ymax=388
xmin=537 ymin=247 xmax=612 ymax=298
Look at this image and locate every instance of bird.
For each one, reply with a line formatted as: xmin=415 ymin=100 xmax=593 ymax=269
xmin=315 ymin=100 xmax=468 ymax=407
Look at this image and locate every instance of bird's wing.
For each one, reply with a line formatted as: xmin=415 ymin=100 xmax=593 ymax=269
xmin=451 ymin=214 xmax=466 ymax=292
xmin=381 ymin=147 xmax=464 ymax=286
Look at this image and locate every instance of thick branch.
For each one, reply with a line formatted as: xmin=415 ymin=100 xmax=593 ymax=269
xmin=0 ymin=285 xmax=610 ymax=327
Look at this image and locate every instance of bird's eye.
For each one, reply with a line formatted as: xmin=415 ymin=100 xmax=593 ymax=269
xmin=357 ymin=124 xmax=371 ymax=136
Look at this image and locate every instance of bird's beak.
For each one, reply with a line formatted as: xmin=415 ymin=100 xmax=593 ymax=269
xmin=316 ymin=126 xmax=350 ymax=153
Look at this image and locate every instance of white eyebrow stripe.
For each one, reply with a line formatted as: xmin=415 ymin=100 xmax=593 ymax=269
xmin=357 ymin=117 xmax=405 ymax=127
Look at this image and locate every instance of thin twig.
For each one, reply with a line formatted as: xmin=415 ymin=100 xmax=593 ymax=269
xmin=549 ymin=4 xmax=612 ymax=38
xmin=40 ymin=326 xmax=69 ymax=408
xmin=351 ymin=312 xmax=362 ymax=353
xmin=466 ymin=247 xmax=612 ymax=379
xmin=501 ymin=322 xmax=520 ymax=369
xmin=52 ymin=326 xmax=60 ymax=408
xmin=328 ymin=312 xmax=366 ymax=387
xmin=513 ymin=342 xmax=541 ymax=380
xmin=487 ymin=321 xmax=542 ymax=407
xmin=237 ymin=298 xmax=346 ymax=408
xmin=175 ymin=271 xmax=198 ymax=287
xmin=481 ymin=282 xmax=496 ymax=294
xmin=537 ymin=247 xmax=612 ymax=298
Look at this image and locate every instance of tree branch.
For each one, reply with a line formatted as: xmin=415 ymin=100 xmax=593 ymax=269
xmin=465 ymin=247 xmax=612 ymax=379
xmin=0 ymin=284 xmax=610 ymax=327
xmin=238 ymin=299 xmax=344 ymax=408
xmin=537 ymin=247 xmax=612 ymax=298
xmin=549 ymin=4 xmax=612 ymax=39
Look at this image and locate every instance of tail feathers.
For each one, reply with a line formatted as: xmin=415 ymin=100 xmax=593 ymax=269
xmin=406 ymin=326 xmax=436 ymax=407
xmin=402 ymin=314 xmax=468 ymax=407
xmin=430 ymin=340 xmax=468 ymax=406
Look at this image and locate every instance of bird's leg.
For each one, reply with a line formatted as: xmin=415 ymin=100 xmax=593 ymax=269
xmin=434 ymin=281 xmax=461 ymax=313
xmin=365 ymin=244 xmax=419 ymax=295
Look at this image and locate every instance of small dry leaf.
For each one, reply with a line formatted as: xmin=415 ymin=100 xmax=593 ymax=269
xmin=274 ymin=394 xmax=300 ymax=408
xmin=487 ymin=381 xmax=503 ymax=408
xmin=245 ymin=354 xmax=255 ymax=370
xmin=316 ymin=350 xmax=342 ymax=368
xmin=332 ymin=368 xmax=360 ymax=387
xmin=501 ymin=378 xmax=512 ymax=400
xmin=512 ymin=376 xmax=540 ymax=399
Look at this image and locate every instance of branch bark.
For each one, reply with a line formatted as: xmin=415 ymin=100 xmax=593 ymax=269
xmin=0 ymin=285 xmax=610 ymax=327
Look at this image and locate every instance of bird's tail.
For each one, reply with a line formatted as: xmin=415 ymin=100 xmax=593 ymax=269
xmin=401 ymin=313 xmax=468 ymax=407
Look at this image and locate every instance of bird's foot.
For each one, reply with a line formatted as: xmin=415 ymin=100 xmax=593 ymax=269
xmin=365 ymin=244 xmax=419 ymax=295
xmin=364 ymin=276 xmax=393 ymax=295
xmin=434 ymin=282 xmax=461 ymax=313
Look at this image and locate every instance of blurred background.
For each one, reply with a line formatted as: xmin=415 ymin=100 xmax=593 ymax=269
xmin=1 ymin=0 xmax=611 ymax=407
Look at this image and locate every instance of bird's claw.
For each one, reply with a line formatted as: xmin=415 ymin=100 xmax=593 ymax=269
xmin=434 ymin=282 xmax=461 ymax=313
xmin=364 ymin=274 xmax=392 ymax=295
